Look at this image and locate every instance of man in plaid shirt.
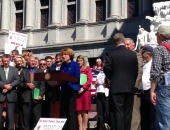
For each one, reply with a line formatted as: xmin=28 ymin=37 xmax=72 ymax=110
xmin=150 ymin=25 xmax=170 ymax=130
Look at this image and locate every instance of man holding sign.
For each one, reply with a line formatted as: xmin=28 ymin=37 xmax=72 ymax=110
xmin=19 ymin=56 xmax=45 ymax=130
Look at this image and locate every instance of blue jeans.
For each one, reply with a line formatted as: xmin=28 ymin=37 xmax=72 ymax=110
xmin=156 ymin=81 xmax=170 ymax=130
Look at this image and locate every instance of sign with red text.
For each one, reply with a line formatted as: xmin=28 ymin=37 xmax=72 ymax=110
xmin=5 ymin=43 xmax=22 ymax=54
xmin=34 ymin=118 xmax=67 ymax=130
xmin=8 ymin=30 xmax=28 ymax=48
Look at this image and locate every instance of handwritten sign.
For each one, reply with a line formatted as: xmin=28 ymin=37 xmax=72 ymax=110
xmin=8 ymin=30 xmax=28 ymax=48
xmin=5 ymin=43 xmax=22 ymax=54
xmin=34 ymin=118 xmax=67 ymax=130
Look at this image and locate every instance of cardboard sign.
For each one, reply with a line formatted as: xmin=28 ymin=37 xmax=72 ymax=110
xmin=5 ymin=43 xmax=22 ymax=54
xmin=8 ymin=30 xmax=28 ymax=48
xmin=34 ymin=118 xmax=67 ymax=130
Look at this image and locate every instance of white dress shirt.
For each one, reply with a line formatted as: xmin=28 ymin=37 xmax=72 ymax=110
xmin=142 ymin=59 xmax=152 ymax=90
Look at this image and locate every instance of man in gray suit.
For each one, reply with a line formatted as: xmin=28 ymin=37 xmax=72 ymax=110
xmin=19 ymin=56 xmax=45 ymax=130
xmin=0 ymin=54 xmax=19 ymax=130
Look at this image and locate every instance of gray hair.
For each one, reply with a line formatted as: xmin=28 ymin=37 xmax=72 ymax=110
xmin=125 ymin=38 xmax=135 ymax=45
xmin=113 ymin=33 xmax=125 ymax=45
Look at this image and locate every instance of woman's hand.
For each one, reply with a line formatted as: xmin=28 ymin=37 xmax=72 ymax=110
xmin=78 ymin=88 xmax=84 ymax=95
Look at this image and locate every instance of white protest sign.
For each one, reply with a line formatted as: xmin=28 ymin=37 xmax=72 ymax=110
xmin=8 ymin=30 xmax=28 ymax=48
xmin=34 ymin=118 xmax=67 ymax=130
xmin=5 ymin=43 xmax=22 ymax=54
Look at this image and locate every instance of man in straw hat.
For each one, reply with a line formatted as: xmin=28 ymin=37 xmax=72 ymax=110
xmin=150 ymin=25 xmax=170 ymax=130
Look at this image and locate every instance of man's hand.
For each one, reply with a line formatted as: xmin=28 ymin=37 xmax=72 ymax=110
xmin=38 ymin=96 xmax=42 ymax=101
xmin=26 ymin=83 xmax=34 ymax=89
xmin=95 ymin=81 xmax=99 ymax=85
xmin=2 ymin=89 xmax=8 ymax=93
xmin=4 ymin=84 xmax=12 ymax=90
xmin=151 ymin=92 xmax=156 ymax=105
xmin=150 ymin=81 xmax=157 ymax=106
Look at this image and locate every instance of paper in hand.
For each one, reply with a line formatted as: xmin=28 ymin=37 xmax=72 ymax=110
xmin=164 ymin=72 xmax=170 ymax=86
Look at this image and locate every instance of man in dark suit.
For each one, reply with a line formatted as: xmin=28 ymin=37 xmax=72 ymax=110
xmin=0 ymin=54 xmax=19 ymax=130
xmin=104 ymin=33 xmax=138 ymax=130
xmin=19 ymin=56 xmax=45 ymax=130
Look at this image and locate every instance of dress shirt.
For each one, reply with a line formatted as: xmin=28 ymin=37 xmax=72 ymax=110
xmin=4 ymin=67 xmax=9 ymax=72
xmin=96 ymin=71 xmax=105 ymax=93
xmin=142 ymin=59 xmax=152 ymax=90
xmin=56 ymin=66 xmax=60 ymax=70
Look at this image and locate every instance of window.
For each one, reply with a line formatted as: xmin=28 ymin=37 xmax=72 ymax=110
xmin=96 ymin=0 xmax=106 ymax=22
xmin=40 ymin=0 xmax=49 ymax=28
xmin=15 ymin=1 xmax=23 ymax=10
xmin=15 ymin=1 xmax=23 ymax=32
xmin=16 ymin=13 xmax=23 ymax=32
xmin=40 ymin=0 xmax=49 ymax=6
xmin=68 ymin=0 xmax=75 ymax=2
xmin=127 ymin=0 xmax=138 ymax=18
xmin=41 ymin=9 xmax=49 ymax=28
xmin=67 ymin=0 xmax=76 ymax=25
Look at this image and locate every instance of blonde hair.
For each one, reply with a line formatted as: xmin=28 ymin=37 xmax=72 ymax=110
xmin=77 ymin=55 xmax=87 ymax=71
xmin=60 ymin=48 xmax=74 ymax=60
xmin=96 ymin=58 xmax=102 ymax=63
xmin=14 ymin=56 xmax=26 ymax=67
xmin=22 ymin=51 xmax=29 ymax=58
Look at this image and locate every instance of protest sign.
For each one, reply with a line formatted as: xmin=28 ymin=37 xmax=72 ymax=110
xmin=8 ymin=30 xmax=28 ymax=48
xmin=34 ymin=118 xmax=67 ymax=130
xmin=5 ymin=43 xmax=22 ymax=54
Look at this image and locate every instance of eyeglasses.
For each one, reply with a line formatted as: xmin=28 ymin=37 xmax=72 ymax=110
xmin=40 ymin=63 xmax=46 ymax=66
xmin=142 ymin=51 xmax=145 ymax=55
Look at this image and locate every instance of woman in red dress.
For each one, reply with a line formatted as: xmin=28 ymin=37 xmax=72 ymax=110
xmin=76 ymin=55 xmax=92 ymax=130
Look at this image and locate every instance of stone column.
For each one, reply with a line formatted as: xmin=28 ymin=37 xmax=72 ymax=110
xmin=110 ymin=0 xmax=121 ymax=19
xmin=51 ymin=0 xmax=62 ymax=26
xmin=78 ymin=0 xmax=89 ymax=22
xmin=1 ymin=0 xmax=10 ymax=31
xmin=25 ymin=0 xmax=34 ymax=29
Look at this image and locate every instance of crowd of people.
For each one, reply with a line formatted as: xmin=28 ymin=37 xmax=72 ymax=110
xmin=0 ymin=24 xmax=170 ymax=130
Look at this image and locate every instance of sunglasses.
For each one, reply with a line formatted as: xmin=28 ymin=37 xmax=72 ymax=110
xmin=40 ymin=63 xmax=46 ymax=66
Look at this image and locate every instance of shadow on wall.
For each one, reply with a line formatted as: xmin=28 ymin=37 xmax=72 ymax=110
xmin=44 ymin=33 xmax=48 ymax=44
xmin=98 ymin=18 xmax=150 ymax=60
xmin=101 ymin=25 xmax=107 ymax=38
xmin=71 ymin=29 xmax=76 ymax=41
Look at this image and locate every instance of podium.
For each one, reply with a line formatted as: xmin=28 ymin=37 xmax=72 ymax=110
xmin=34 ymin=71 xmax=78 ymax=118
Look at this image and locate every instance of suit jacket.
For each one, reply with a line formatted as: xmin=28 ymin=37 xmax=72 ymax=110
xmin=19 ymin=68 xmax=45 ymax=103
xmin=104 ymin=45 xmax=138 ymax=94
xmin=60 ymin=60 xmax=80 ymax=93
xmin=135 ymin=52 xmax=143 ymax=88
xmin=0 ymin=66 xmax=19 ymax=102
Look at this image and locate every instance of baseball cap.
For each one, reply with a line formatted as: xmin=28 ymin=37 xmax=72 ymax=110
xmin=157 ymin=25 xmax=170 ymax=38
xmin=142 ymin=45 xmax=153 ymax=53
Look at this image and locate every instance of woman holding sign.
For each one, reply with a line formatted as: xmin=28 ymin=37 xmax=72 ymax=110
xmin=76 ymin=55 xmax=92 ymax=130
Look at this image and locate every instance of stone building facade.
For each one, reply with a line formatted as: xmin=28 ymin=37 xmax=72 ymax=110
xmin=0 ymin=0 xmax=154 ymax=66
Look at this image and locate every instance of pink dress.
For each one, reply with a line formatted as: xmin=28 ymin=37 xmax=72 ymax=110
xmin=76 ymin=67 xmax=92 ymax=111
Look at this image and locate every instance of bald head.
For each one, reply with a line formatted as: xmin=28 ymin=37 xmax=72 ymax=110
xmin=28 ymin=56 xmax=36 ymax=68
xmin=124 ymin=38 xmax=135 ymax=51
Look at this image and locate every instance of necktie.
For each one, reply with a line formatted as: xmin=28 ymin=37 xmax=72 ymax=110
xmin=30 ymin=69 xmax=34 ymax=83
xmin=5 ymin=68 xmax=8 ymax=80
